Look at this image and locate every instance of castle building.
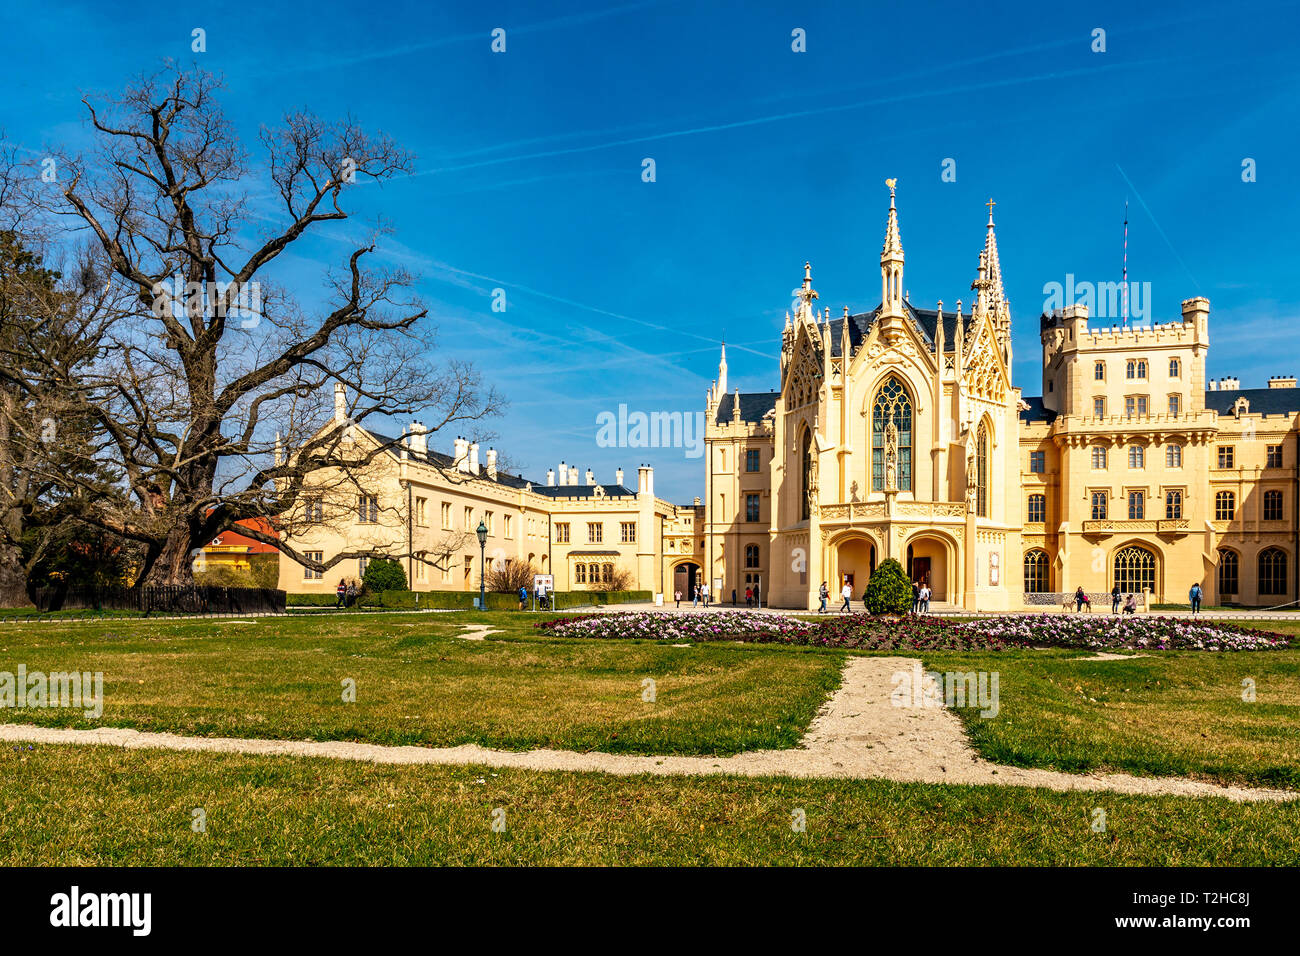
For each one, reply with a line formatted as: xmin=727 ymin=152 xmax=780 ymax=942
xmin=696 ymin=181 xmax=1300 ymax=610
xmin=277 ymin=383 xmax=687 ymax=596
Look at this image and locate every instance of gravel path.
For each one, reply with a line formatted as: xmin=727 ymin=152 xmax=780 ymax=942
xmin=1 ymin=655 xmax=1292 ymax=801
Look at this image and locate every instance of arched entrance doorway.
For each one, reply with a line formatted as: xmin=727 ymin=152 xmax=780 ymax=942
xmin=1113 ymin=544 xmax=1158 ymax=601
xmin=833 ymin=535 xmax=877 ymax=597
xmin=672 ymin=561 xmax=700 ymax=601
xmin=904 ymin=533 xmax=953 ymax=603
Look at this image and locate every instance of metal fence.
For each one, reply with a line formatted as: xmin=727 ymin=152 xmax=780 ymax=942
xmin=25 ymin=585 xmax=286 ymax=616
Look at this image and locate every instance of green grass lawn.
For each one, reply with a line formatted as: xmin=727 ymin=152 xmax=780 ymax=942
xmin=2 ymin=744 xmax=1296 ymax=865
xmin=0 ymin=612 xmax=840 ymax=755
xmin=4 ymin=611 xmax=1299 ymax=790
xmin=926 ymin=645 xmax=1300 ymax=789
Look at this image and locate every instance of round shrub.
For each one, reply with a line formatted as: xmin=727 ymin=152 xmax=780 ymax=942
xmin=361 ymin=557 xmax=407 ymax=592
xmin=864 ymin=558 xmax=912 ymax=615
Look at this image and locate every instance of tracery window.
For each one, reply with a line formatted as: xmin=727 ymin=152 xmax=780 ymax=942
xmin=871 ymin=377 xmax=913 ymax=492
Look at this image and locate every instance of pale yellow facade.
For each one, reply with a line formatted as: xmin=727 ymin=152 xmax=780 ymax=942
xmin=700 ymin=184 xmax=1300 ymax=610
xmin=277 ymin=391 xmax=682 ymax=596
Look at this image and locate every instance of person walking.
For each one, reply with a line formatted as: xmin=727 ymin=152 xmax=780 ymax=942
xmin=912 ymin=581 xmax=921 ymax=615
xmin=335 ymin=579 xmax=347 ymax=609
xmin=920 ymin=583 xmax=931 ymax=614
xmin=692 ymin=584 xmax=700 ymax=609
xmin=1189 ymin=582 xmax=1203 ymax=615
xmin=1111 ymin=584 xmax=1122 ymax=615
xmin=817 ymin=581 xmax=829 ymax=614
xmin=840 ymin=580 xmax=852 ymax=613
xmin=518 ymin=585 xmax=528 ymax=611
xmin=345 ymin=581 xmax=357 ymax=608
xmin=701 ymin=582 xmax=710 ymax=609
xmin=674 ymin=589 xmax=682 ymax=608
xmin=745 ymin=586 xmax=753 ymax=609
xmin=1074 ymin=585 xmax=1086 ymax=613
xmin=753 ymin=583 xmax=761 ymax=608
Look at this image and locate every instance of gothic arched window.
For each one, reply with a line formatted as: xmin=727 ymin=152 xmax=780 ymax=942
xmin=1023 ymin=549 xmax=1049 ymax=593
xmin=1218 ymin=548 xmax=1239 ymax=596
xmin=1259 ymin=548 xmax=1287 ymax=596
xmin=800 ymin=428 xmax=812 ymax=521
xmin=871 ymin=377 xmax=913 ymax=492
xmin=976 ymin=422 xmax=989 ymax=517
xmin=1114 ymin=545 xmax=1156 ymax=595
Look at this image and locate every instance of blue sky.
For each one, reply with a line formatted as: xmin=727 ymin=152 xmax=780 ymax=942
xmin=3 ymin=0 xmax=1298 ymax=502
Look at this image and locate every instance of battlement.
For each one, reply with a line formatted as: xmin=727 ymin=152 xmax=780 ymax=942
xmin=1040 ymin=297 xmax=1210 ymax=352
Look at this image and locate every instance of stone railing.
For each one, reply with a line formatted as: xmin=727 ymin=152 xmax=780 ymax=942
xmin=1081 ymin=518 xmax=1190 ymax=534
xmin=819 ymin=500 xmax=966 ymax=522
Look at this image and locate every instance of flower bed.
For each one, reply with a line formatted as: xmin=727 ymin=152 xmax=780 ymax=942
xmin=536 ymin=612 xmax=1290 ymax=651
xmin=957 ymin=614 xmax=1290 ymax=651
xmin=535 ymin=611 xmax=814 ymax=643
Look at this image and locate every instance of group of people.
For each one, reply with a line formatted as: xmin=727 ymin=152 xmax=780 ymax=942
xmin=515 ymin=582 xmax=552 ymax=610
xmin=815 ymin=579 xmax=931 ymax=614
xmin=672 ymin=583 xmax=712 ymax=608
xmin=334 ymin=579 xmax=359 ymax=608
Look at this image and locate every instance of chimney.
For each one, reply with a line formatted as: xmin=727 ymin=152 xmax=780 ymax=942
xmin=274 ymin=431 xmax=283 ymax=467
xmin=585 ymin=468 xmax=595 ymax=485
xmin=486 ymin=447 xmax=498 ymax=480
xmin=546 ymin=469 xmax=555 ymax=486
xmin=454 ymin=437 xmax=470 ymax=472
xmin=637 ymin=465 xmax=649 ymax=496
xmin=469 ymin=442 xmax=480 ymax=475
xmin=1221 ymin=376 xmax=1239 ymax=391
xmin=408 ymin=421 xmax=428 ymax=455
xmin=1269 ymin=376 xmax=1296 ymax=389
xmin=615 ymin=468 xmax=624 ymax=486
xmin=333 ymin=382 xmax=347 ymax=422
xmin=694 ymin=496 xmax=701 ymax=506
xmin=568 ymin=465 xmax=578 ymax=486
xmin=558 ymin=461 xmax=566 ymax=486
xmin=1207 ymin=379 xmax=1217 ymax=392
xmin=643 ymin=465 xmax=653 ymax=499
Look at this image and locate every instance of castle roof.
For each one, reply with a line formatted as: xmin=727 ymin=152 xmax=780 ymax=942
xmin=1204 ymin=388 xmax=1300 ymax=417
xmin=715 ymin=390 xmax=778 ymax=424
xmin=1018 ymin=397 xmax=1057 ymax=424
xmin=825 ymin=302 xmax=978 ymax=358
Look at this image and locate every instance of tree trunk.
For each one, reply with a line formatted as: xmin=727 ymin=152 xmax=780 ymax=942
xmin=140 ymin=527 xmax=197 ymax=587
xmin=0 ymin=542 xmax=31 ymax=607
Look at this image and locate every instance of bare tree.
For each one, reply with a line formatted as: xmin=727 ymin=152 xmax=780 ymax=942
xmin=17 ymin=62 xmax=499 ymax=584
xmin=485 ymin=557 xmax=536 ymax=593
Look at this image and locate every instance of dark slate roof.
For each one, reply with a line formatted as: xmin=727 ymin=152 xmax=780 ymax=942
xmin=1018 ymin=397 xmax=1057 ymax=424
xmin=1204 ymin=388 xmax=1300 ymax=417
xmin=531 ymin=484 xmax=637 ymax=499
xmin=372 ymin=434 xmax=535 ymax=490
xmin=824 ymin=302 xmax=975 ymax=358
xmin=715 ymin=391 xmax=779 ymax=424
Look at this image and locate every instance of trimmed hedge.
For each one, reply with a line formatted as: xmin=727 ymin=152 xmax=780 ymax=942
xmin=287 ymin=589 xmax=651 ymax=610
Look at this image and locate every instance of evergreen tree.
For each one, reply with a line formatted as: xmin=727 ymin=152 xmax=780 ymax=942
xmin=864 ymin=558 xmax=912 ymax=615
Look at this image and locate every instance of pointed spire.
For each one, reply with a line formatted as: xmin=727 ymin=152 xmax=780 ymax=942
xmin=717 ymin=342 xmax=728 ymax=396
xmin=882 ymin=179 xmax=903 ymax=257
xmin=983 ymin=197 xmax=1005 ymax=310
xmin=880 ymin=179 xmax=904 ymax=315
xmin=793 ymin=261 xmax=819 ymax=323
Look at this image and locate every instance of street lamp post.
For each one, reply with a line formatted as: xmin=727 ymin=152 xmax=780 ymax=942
xmin=476 ymin=518 xmax=488 ymax=611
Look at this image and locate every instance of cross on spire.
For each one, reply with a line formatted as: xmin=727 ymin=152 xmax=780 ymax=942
xmin=985 ymin=197 xmax=996 ymax=223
